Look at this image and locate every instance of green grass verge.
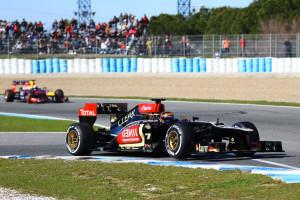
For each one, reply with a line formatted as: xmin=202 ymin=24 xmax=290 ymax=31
xmin=0 ymin=159 xmax=299 ymax=200
xmin=72 ymin=95 xmax=300 ymax=107
xmin=0 ymin=116 xmax=73 ymax=132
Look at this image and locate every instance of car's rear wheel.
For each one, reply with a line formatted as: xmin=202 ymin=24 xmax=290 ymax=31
xmin=165 ymin=123 xmax=191 ymax=159
xmin=232 ymin=121 xmax=260 ymax=157
xmin=66 ymin=123 xmax=95 ymax=156
xmin=55 ymin=89 xmax=64 ymax=103
xmin=4 ymin=89 xmax=14 ymax=102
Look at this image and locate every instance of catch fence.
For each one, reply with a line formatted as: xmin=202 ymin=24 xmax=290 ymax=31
xmin=0 ymin=33 xmax=299 ymax=58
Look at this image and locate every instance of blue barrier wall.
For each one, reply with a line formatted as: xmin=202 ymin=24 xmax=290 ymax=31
xmin=32 ymin=60 xmax=39 ymax=74
xmin=131 ymin=58 xmax=137 ymax=72
xmin=46 ymin=59 xmax=53 ymax=73
xmin=200 ymin=58 xmax=206 ymax=72
xmin=172 ymin=58 xmax=179 ymax=72
xmin=192 ymin=58 xmax=200 ymax=72
xmin=52 ymin=58 xmax=59 ymax=73
xmin=39 ymin=60 xmax=46 ymax=73
xmin=60 ymin=59 xmax=68 ymax=73
xmin=25 ymin=57 xmax=276 ymax=75
xmin=179 ymin=58 xmax=186 ymax=72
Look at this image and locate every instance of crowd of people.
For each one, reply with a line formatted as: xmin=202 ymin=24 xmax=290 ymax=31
xmin=0 ymin=13 xmax=150 ymax=55
xmin=0 ymin=17 xmax=296 ymax=57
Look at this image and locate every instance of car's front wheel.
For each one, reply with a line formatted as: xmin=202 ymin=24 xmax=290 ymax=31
xmin=165 ymin=123 xmax=191 ymax=159
xmin=55 ymin=89 xmax=64 ymax=103
xmin=4 ymin=89 xmax=14 ymax=102
xmin=66 ymin=123 xmax=96 ymax=156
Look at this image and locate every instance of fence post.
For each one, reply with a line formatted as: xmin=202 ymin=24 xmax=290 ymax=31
xmin=36 ymin=38 xmax=39 ymax=59
xmin=95 ymin=38 xmax=98 ymax=55
xmin=269 ymin=33 xmax=272 ymax=57
xmin=296 ymin=33 xmax=300 ymax=57
xmin=153 ymin=36 xmax=156 ymax=57
xmin=212 ymin=34 xmax=214 ymax=57
xmin=183 ymin=35 xmax=186 ymax=57
xmin=255 ymin=34 xmax=258 ymax=57
xmin=7 ymin=37 xmax=10 ymax=58
xmin=202 ymin=35 xmax=204 ymax=57
xmin=275 ymin=34 xmax=277 ymax=57
xmin=237 ymin=34 xmax=239 ymax=57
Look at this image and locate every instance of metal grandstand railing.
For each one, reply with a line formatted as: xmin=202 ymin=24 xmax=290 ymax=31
xmin=0 ymin=33 xmax=300 ymax=58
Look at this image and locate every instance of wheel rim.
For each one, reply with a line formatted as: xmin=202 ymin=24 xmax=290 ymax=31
xmin=167 ymin=131 xmax=179 ymax=151
xmin=67 ymin=130 xmax=79 ymax=151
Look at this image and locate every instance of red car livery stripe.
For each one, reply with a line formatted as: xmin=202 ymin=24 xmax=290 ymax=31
xmin=117 ymin=125 xmax=142 ymax=144
xmin=78 ymin=103 xmax=97 ymax=117
xmin=30 ymin=98 xmax=42 ymax=103
xmin=138 ymin=103 xmax=165 ymax=113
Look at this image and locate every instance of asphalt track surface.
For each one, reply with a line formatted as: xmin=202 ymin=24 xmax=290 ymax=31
xmin=0 ymin=97 xmax=299 ymax=169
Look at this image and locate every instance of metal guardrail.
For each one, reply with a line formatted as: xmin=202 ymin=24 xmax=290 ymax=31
xmin=0 ymin=33 xmax=299 ymax=58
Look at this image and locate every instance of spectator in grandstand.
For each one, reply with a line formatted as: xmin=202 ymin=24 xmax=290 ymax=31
xmin=179 ymin=36 xmax=191 ymax=56
xmin=52 ymin=20 xmax=58 ymax=32
xmin=146 ymin=37 xmax=153 ymax=56
xmin=284 ymin=40 xmax=292 ymax=57
xmin=222 ymin=37 xmax=231 ymax=57
xmin=163 ymin=35 xmax=173 ymax=56
xmin=59 ymin=19 xmax=66 ymax=32
xmin=38 ymin=36 xmax=47 ymax=54
xmin=20 ymin=19 xmax=27 ymax=33
xmin=0 ymin=12 xmax=149 ymax=55
xmin=141 ymin=14 xmax=149 ymax=35
xmin=239 ymin=36 xmax=246 ymax=57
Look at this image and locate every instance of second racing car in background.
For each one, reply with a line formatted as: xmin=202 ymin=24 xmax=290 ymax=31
xmin=66 ymin=99 xmax=283 ymax=159
xmin=4 ymin=80 xmax=69 ymax=103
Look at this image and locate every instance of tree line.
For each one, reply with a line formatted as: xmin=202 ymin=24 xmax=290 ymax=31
xmin=148 ymin=0 xmax=300 ymax=35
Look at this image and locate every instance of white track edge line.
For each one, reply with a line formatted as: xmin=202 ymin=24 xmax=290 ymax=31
xmin=252 ymin=159 xmax=300 ymax=170
xmin=0 ymin=112 xmax=110 ymax=129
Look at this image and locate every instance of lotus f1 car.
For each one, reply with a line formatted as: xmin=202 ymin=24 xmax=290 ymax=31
xmin=4 ymin=80 xmax=68 ymax=103
xmin=66 ymin=99 xmax=283 ymax=159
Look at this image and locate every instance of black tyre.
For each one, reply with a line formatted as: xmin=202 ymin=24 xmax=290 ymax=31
xmin=66 ymin=123 xmax=96 ymax=156
xmin=55 ymin=89 xmax=64 ymax=103
xmin=4 ymin=89 xmax=14 ymax=102
xmin=232 ymin=121 xmax=260 ymax=157
xmin=165 ymin=123 xmax=192 ymax=159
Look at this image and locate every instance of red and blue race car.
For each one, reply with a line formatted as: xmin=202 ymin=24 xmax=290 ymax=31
xmin=66 ymin=99 xmax=283 ymax=159
xmin=4 ymin=80 xmax=68 ymax=103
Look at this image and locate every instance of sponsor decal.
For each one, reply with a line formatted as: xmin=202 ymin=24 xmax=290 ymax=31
xmin=117 ymin=125 xmax=142 ymax=144
xmin=118 ymin=110 xmax=135 ymax=126
xmin=79 ymin=108 xmax=97 ymax=116
xmin=138 ymin=104 xmax=158 ymax=113
xmin=141 ymin=106 xmax=153 ymax=111
xmin=78 ymin=104 xmax=97 ymax=117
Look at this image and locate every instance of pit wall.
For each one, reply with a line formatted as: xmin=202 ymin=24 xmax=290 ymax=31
xmin=1 ymin=57 xmax=300 ymax=74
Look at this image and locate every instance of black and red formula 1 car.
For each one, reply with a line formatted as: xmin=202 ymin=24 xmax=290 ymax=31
xmin=4 ymin=80 xmax=68 ymax=103
xmin=66 ymin=99 xmax=283 ymax=159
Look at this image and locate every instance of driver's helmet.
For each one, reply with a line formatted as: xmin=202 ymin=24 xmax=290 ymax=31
xmin=160 ymin=112 xmax=174 ymax=123
xmin=24 ymin=82 xmax=30 ymax=90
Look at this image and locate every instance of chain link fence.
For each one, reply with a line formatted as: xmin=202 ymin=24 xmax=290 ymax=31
xmin=0 ymin=33 xmax=299 ymax=58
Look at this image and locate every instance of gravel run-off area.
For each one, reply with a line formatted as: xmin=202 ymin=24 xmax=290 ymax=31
xmin=1 ymin=73 xmax=300 ymax=103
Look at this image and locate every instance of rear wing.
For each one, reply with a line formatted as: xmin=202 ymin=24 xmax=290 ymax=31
xmin=78 ymin=103 xmax=128 ymax=125
xmin=13 ymin=80 xmax=36 ymax=85
xmin=79 ymin=103 xmax=128 ymax=116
